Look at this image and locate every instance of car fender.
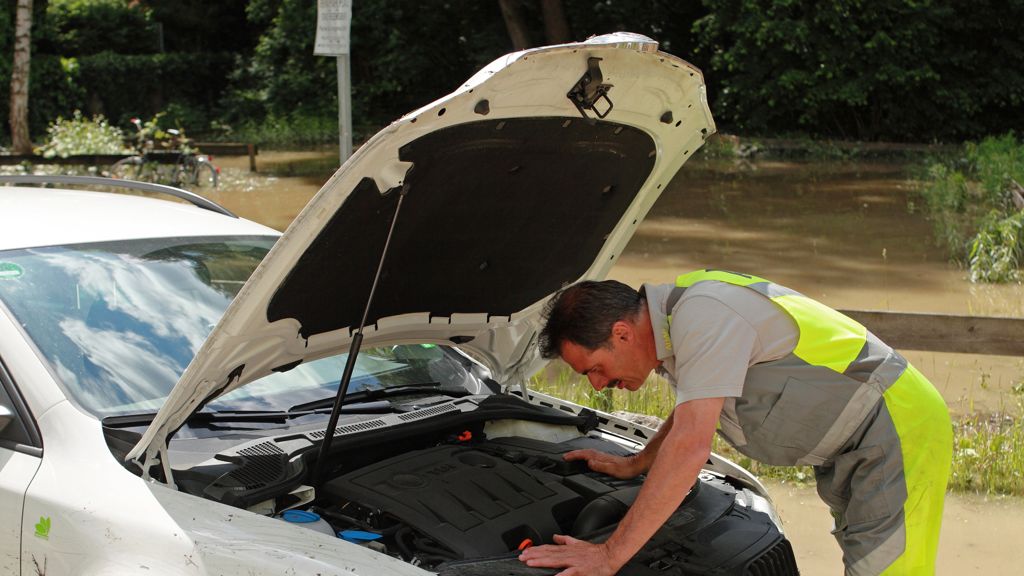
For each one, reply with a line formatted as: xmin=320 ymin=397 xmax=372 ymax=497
xmin=21 ymin=402 xmax=426 ymax=575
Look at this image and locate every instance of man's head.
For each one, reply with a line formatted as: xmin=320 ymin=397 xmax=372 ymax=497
xmin=539 ymin=280 xmax=658 ymax=392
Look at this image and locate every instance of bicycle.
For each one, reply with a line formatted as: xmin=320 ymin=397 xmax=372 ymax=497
xmin=110 ymin=116 xmax=219 ymax=189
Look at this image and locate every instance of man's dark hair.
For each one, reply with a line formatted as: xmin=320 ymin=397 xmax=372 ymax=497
xmin=538 ymin=280 xmax=644 ymax=359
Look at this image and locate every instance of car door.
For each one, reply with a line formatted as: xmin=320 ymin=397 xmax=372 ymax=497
xmin=0 ymin=358 xmax=42 ymax=575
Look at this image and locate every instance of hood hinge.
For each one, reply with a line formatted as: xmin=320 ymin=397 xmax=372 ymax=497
xmin=129 ymin=441 xmax=177 ymax=490
xmin=567 ymin=57 xmax=615 ymax=119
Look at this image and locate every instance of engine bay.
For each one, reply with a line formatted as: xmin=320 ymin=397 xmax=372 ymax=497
xmin=111 ymin=395 xmax=798 ymax=575
xmin=317 ymin=432 xmax=795 ymax=575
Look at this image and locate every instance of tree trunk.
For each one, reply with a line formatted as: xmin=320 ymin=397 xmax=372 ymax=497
xmin=9 ymin=0 xmax=34 ymax=154
xmin=498 ymin=0 xmax=532 ymax=51
xmin=540 ymin=0 xmax=571 ymax=44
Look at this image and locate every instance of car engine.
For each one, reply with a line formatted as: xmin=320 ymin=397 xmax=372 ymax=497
xmin=318 ymin=434 xmax=798 ymax=575
xmin=144 ymin=396 xmax=799 ymax=576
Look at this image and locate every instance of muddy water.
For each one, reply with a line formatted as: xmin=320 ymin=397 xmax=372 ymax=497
xmin=209 ymin=151 xmax=340 ymax=231
xmin=211 ymin=151 xmax=1023 ymax=415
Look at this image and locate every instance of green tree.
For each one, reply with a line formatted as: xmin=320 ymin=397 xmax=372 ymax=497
xmin=695 ymin=0 xmax=1024 ymax=141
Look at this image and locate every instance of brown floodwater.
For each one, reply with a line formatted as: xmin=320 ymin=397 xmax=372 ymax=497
xmin=211 ymin=151 xmax=1023 ymax=416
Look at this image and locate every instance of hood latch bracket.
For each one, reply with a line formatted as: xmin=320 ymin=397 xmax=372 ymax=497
xmin=567 ymin=57 xmax=614 ymax=120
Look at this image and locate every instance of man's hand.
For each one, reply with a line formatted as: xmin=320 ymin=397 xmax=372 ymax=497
xmin=518 ymin=534 xmax=623 ymax=576
xmin=563 ymin=449 xmax=645 ymax=479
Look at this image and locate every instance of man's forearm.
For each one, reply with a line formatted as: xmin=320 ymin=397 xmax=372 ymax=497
xmin=634 ymin=408 xmax=675 ymax=471
xmin=602 ymin=398 xmax=723 ymax=569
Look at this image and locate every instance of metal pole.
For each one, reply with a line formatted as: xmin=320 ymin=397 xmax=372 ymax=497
xmin=338 ymin=54 xmax=353 ymax=164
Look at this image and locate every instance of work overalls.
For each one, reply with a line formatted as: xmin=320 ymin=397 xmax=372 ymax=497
xmin=665 ymin=270 xmax=952 ymax=575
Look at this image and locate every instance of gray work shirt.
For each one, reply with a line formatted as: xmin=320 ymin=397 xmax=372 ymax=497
xmin=642 ymin=281 xmax=799 ymax=444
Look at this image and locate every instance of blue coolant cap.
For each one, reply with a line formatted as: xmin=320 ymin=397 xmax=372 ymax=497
xmin=281 ymin=509 xmax=321 ymax=523
xmin=339 ymin=530 xmax=383 ymax=542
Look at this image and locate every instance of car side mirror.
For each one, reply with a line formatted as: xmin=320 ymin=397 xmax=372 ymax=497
xmin=0 ymin=404 xmax=13 ymax=434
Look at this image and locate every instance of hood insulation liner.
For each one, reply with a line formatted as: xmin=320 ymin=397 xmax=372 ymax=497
xmin=268 ymin=117 xmax=656 ymax=338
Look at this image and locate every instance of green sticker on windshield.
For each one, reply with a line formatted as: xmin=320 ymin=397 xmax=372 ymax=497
xmin=0 ymin=262 xmax=23 ymax=280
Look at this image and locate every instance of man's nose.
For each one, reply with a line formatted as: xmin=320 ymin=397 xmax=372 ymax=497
xmin=588 ymin=373 xmax=607 ymax=391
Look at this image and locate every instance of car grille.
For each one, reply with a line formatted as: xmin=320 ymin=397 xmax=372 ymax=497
xmin=745 ymin=538 xmax=799 ymax=576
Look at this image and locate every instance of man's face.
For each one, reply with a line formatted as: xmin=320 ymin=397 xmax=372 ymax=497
xmin=559 ymin=321 xmax=652 ymax=392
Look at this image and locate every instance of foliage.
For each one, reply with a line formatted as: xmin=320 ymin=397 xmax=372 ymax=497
xmin=43 ymin=0 xmax=160 ymax=55
xmin=695 ymin=0 xmax=1024 ymax=141
xmin=968 ymin=212 xmax=1024 ymax=283
xmin=231 ymin=112 xmax=341 ymax=148
xmin=918 ymin=134 xmax=1024 ymax=282
xmin=73 ymin=51 xmax=234 ymax=128
xmin=221 ymin=0 xmax=511 ymax=131
xmin=948 ymin=388 xmax=1024 ymax=495
xmin=7 ymin=0 xmax=1024 ymax=145
xmin=35 ymin=110 xmax=130 ymax=158
xmin=25 ymin=56 xmax=87 ymax=137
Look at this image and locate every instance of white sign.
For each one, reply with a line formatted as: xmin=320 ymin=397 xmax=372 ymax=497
xmin=314 ymin=0 xmax=353 ymax=56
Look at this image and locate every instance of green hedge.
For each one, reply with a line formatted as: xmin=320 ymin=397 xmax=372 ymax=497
xmin=73 ymin=51 xmax=235 ymax=128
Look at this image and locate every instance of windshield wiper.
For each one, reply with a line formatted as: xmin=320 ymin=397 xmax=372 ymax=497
xmin=102 ymin=400 xmax=395 ymax=429
xmin=289 ymin=382 xmax=469 ymax=413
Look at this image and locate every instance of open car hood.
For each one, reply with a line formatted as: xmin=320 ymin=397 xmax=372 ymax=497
xmin=128 ymin=33 xmax=715 ymax=466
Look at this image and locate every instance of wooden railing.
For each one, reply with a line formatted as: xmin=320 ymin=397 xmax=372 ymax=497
xmin=839 ymin=310 xmax=1024 ymax=356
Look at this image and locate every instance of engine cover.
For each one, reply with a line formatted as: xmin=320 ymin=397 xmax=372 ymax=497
xmin=323 ymin=443 xmax=586 ymax=557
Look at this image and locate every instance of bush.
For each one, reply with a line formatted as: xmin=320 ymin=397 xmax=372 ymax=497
xmin=35 ymin=110 xmax=130 ymax=158
xmin=918 ymin=134 xmax=1024 ymax=282
xmin=74 ymin=51 xmax=235 ymax=130
xmin=44 ymin=0 xmax=159 ymax=55
xmin=695 ymin=0 xmax=1024 ymax=141
xmin=231 ymin=112 xmax=341 ymax=148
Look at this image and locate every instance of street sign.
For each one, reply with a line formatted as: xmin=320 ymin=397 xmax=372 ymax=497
xmin=315 ymin=0 xmax=354 ymax=163
xmin=314 ymin=0 xmax=353 ymax=56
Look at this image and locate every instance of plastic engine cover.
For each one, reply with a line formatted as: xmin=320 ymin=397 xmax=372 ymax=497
xmin=323 ymin=444 xmax=585 ymax=557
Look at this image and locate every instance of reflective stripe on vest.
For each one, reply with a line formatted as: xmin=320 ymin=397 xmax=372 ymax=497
xmin=666 ymin=269 xmax=907 ymax=466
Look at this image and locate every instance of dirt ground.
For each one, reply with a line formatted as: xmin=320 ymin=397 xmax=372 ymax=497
xmin=767 ymin=480 xmax=1024 ymax=574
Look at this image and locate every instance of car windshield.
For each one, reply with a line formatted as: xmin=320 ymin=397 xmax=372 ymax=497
xmin=0 ymin=236 xmax=487 ymax=418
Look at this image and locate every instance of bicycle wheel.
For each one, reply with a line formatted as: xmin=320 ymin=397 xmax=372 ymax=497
xmin=170 ymin=162 xmax=190 ymax=188
xmin=109 ymin=156 xmax=144 ymax=180
xmin=192 ymin=159 xmax=219 ymax=189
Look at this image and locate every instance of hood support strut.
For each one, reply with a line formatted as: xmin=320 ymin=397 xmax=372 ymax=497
xmin=311 ymin=183 xmax=410 ymax=489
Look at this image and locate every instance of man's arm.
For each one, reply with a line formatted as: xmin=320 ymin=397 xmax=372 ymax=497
xmin=519 ymin=396 xmax=725 ymax=576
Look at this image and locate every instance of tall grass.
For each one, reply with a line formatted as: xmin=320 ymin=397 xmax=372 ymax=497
xmin=948 ymin=385 xmax=1024 ymax=495
xmin=531 ymin=366 xmax=1024 ymax=495
xmin=530 ymin=366 xmax=814 ymax=485
xmin=917 ymin=134 xmax=1024 ymax=283
xmin=231 ymin=113 xmax=342 ymax=149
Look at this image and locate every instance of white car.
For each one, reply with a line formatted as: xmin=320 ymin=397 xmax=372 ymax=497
xmin=0 ymin=34 xmax=797 ymax=575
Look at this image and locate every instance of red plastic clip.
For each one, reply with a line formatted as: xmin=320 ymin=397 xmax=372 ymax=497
xmin=457 ymin=430 xmax=472 ymax=442
xmin=517 ymin=538 xmax=534 ymax=551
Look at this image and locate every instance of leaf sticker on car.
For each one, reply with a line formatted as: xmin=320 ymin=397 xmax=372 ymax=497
xmin=0 ymin=262 xmax=23 ymax=280
xmin=34 ymin=516 xmax=51 ymax=540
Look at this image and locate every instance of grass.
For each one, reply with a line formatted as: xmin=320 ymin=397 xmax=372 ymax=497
xmin=916 ymin=134 xmax=1024 ymax=283
xmin=948 ymin=384 xmax=1024 ymax=495
xmin=531 ymin=366 xmax=1024 ymax=496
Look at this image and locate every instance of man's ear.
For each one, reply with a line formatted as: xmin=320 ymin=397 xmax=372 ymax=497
xmin=611 ymin=320 xmax=633 ymax=342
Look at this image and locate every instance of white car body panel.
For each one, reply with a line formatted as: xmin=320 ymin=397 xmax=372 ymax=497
xmin=0 ymin=449 xmax=39 ymax=574
xmin=18 ymin=401 xmax=425 ymax=575
xmin=0 ymin=188 xmax=278 ymax=252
